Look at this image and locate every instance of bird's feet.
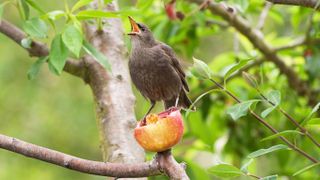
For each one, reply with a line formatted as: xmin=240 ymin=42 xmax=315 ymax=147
xmin=140 ymin=116 xmax=147 ymax=126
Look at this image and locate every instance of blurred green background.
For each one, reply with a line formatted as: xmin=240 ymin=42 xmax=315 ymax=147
xmin=1 ymin=0 xmax=320 ymax=179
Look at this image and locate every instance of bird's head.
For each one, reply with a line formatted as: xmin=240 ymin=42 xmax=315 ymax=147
xmin=128 ymin=16 xmax=156 ymax=47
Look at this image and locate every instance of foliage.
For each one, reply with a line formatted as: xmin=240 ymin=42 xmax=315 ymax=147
xmin=0 ymin=0 xmax=320 ymax=179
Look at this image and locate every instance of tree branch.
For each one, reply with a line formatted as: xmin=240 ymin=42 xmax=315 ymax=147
xmin=192 ymin=0 xmax=317 ymax=106
xmin=256 ymin=2 xmax=273 ymax=30
xmin=82 ymin=2 xmax=147 ymax=179
xmin=0 ymin=134 xmax=191 ymax=178
xmin=208 ymin=79 xmax=319 ymax=163
xmin=0 ymin=20 xmax=85 ymax=78
xmin=266 ymin=0 xmax=320 ymax=10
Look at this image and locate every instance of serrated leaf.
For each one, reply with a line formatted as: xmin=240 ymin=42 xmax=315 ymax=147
xmin=62 ymin=24 xmax=83 ymax=57
xmin=261 ymin=175 xmax=278 ymax=180
xmin=266 ymin=90 xmax=281 ymax=106
xmin=247 ymin=144 xmax=289 ymax=159
xmin=27 ymin=56 xmax=48 ymax=80
xmin=190 ymin=57 xmax=213 ymax=79
xmin=207 ymin=164 xmax=243 ymax=178
xmin=25 ymin=0 xmax=45 ymax=14
xmin=260 ymin=130 xmax=303 ymax=142
xmin=22 ymin=18 xmax=48 ymax=38
xmin=227 ymin=100 xmax=259 ymax=121
xmin=76 ymin=10 xmax=118 ymax=19
xmin=71 ymin=0 xmax=93 ymax=12
xmin=83 ymin=41 xmax=111 ymax=70
xmin=293 ymin=162 xmax=320 ymax=176
xmin=21 ymin=38 xmax=32 ymax=48
xmin=43 ymin=10 xmax=65 ymax=21
xmin=261 ymin=106 xmax=276 ymax=118
xmin=301 ymin=102 xmax=320 ymax=126
xmin=49 ymin=34 xmax=68 ymax=75
xmin=222 ymin=59 xmax=251 ymax=85
xmin=240 ymin=159 xmax=253 ymax=173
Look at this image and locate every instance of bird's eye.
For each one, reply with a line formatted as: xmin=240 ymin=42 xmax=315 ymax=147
xmin=137 ymin=23 xmax=145 ymax=32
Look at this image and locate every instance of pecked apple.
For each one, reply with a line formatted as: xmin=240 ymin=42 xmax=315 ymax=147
xmin=134 ymin=107 xmax=184 ymax=152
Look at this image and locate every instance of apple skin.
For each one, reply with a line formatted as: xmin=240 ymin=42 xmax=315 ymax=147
xmin=134 ymin=108 xmax=184 ymax=152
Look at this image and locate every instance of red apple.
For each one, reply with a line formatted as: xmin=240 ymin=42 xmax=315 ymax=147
xmin=134 ymin=107 xmax=184 ymax=152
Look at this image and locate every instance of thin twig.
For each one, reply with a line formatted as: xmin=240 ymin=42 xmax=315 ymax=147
xmin=0 ymin=134 xmax=189 ymax=178
xmin=209 ymin=78 xmax=319 ymax=163
xmin=266 ymin=0 xmax=320 ymax=10
xmin=191 ymin=0 xmax=317 ymax=107
xmin=274 ymin=37 xmax=306 ymax=51
xmin=0 ymin=134 xmax=160 ymax=177
xmin=258 ymin=91 xmax=320 ymax=148
xmin=256 ymin=2 xmax=273 ymax=30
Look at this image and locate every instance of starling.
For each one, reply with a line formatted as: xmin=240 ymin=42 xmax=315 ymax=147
xmin=127 ymin=16 xmax=192 ymax=118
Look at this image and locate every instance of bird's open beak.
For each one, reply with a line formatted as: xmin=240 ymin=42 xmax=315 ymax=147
xmin=128 ymin=16 xmax=140 ymax=35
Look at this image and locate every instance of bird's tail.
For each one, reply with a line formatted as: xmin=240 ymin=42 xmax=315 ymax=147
xmin=164 ymin=90 xmax=195 ymax=111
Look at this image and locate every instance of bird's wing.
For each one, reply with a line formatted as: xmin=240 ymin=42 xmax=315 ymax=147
xmin=157 ymin=43 xmax=190 ymax=92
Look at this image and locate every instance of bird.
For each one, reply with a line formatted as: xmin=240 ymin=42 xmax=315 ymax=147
xmin=127 ymin=16 xmax=193 ymax=121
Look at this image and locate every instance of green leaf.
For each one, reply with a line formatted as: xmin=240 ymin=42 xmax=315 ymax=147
xmin=21 ymin=0 xmax=30 ymax=19
xmin=190 ymin=57 xmax=213 ymax=79
xmin=0 ymin=1 xmax=10 ymax=21
xmin=240 ymin=159 xmax=254 ymax=173
xmin=222 ymin=59 xmax=251 ymax=86
xmin=76 ymin=10 xmax=118 ymax=19
xmin=71 ymin=0 xmax=93 ymax=12
xmin=242 ymin=72 xmax=258 ymax=88
xmin=27 ymin=56 xmax=48 ymax=80
xmin=261 ymin=175 xmax=278 ymax=180
xmin=136 ymin=0 xmax=154 ymax=10
xmin=247 ymin=144 xmax=289 ymax=159
xmin=49 ymin=34 xmax=69 ymax=75
xmin=207 ymin=164 xmax=244 ymax=178
xmin=265 ymin=90 xmax=281 ymax=106
xmin=301 ymin=102 xmax=320 ymax=126
xmin=22 ymin=18 xmax=48 ymax=38
xmin=62 ymin=24 xmax=83 ymax=57
xmin=43 ymin=10 xmax=65 ymax=21
xmin=83 ymin=41 xmax=111 ymax=70
xmin=104 ymin=0 xmax=113 ymax=4
xmin=25 ymin=0 xmax=45 ymax=14
xmin=226 ymin=100 xmax=259 ymax=121
xmin=260 ymin=130 xmax=303 ymax=142
xmin=261 ymin=106 xmax=276 ymax=118
xmin=306 ymin=118 xmax=320 ymax=125
xmin=293 ymin=162 xmax=320 ymax=176
xmin=19 ymin=0 xmax=30 ymax=20
xmin=21 ymin=37 xmax=32 ymax=48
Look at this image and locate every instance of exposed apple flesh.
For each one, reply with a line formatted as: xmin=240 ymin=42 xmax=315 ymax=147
xmin=134 ymin=108 xmax=184 ymax=152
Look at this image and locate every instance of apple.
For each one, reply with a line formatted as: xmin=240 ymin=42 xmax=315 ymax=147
xmin=134 ymin=107 xmax=184 ymax=152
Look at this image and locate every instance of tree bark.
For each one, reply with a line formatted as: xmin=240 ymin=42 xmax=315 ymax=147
xmin=83 ymin=1 xmax=145 ymax=179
